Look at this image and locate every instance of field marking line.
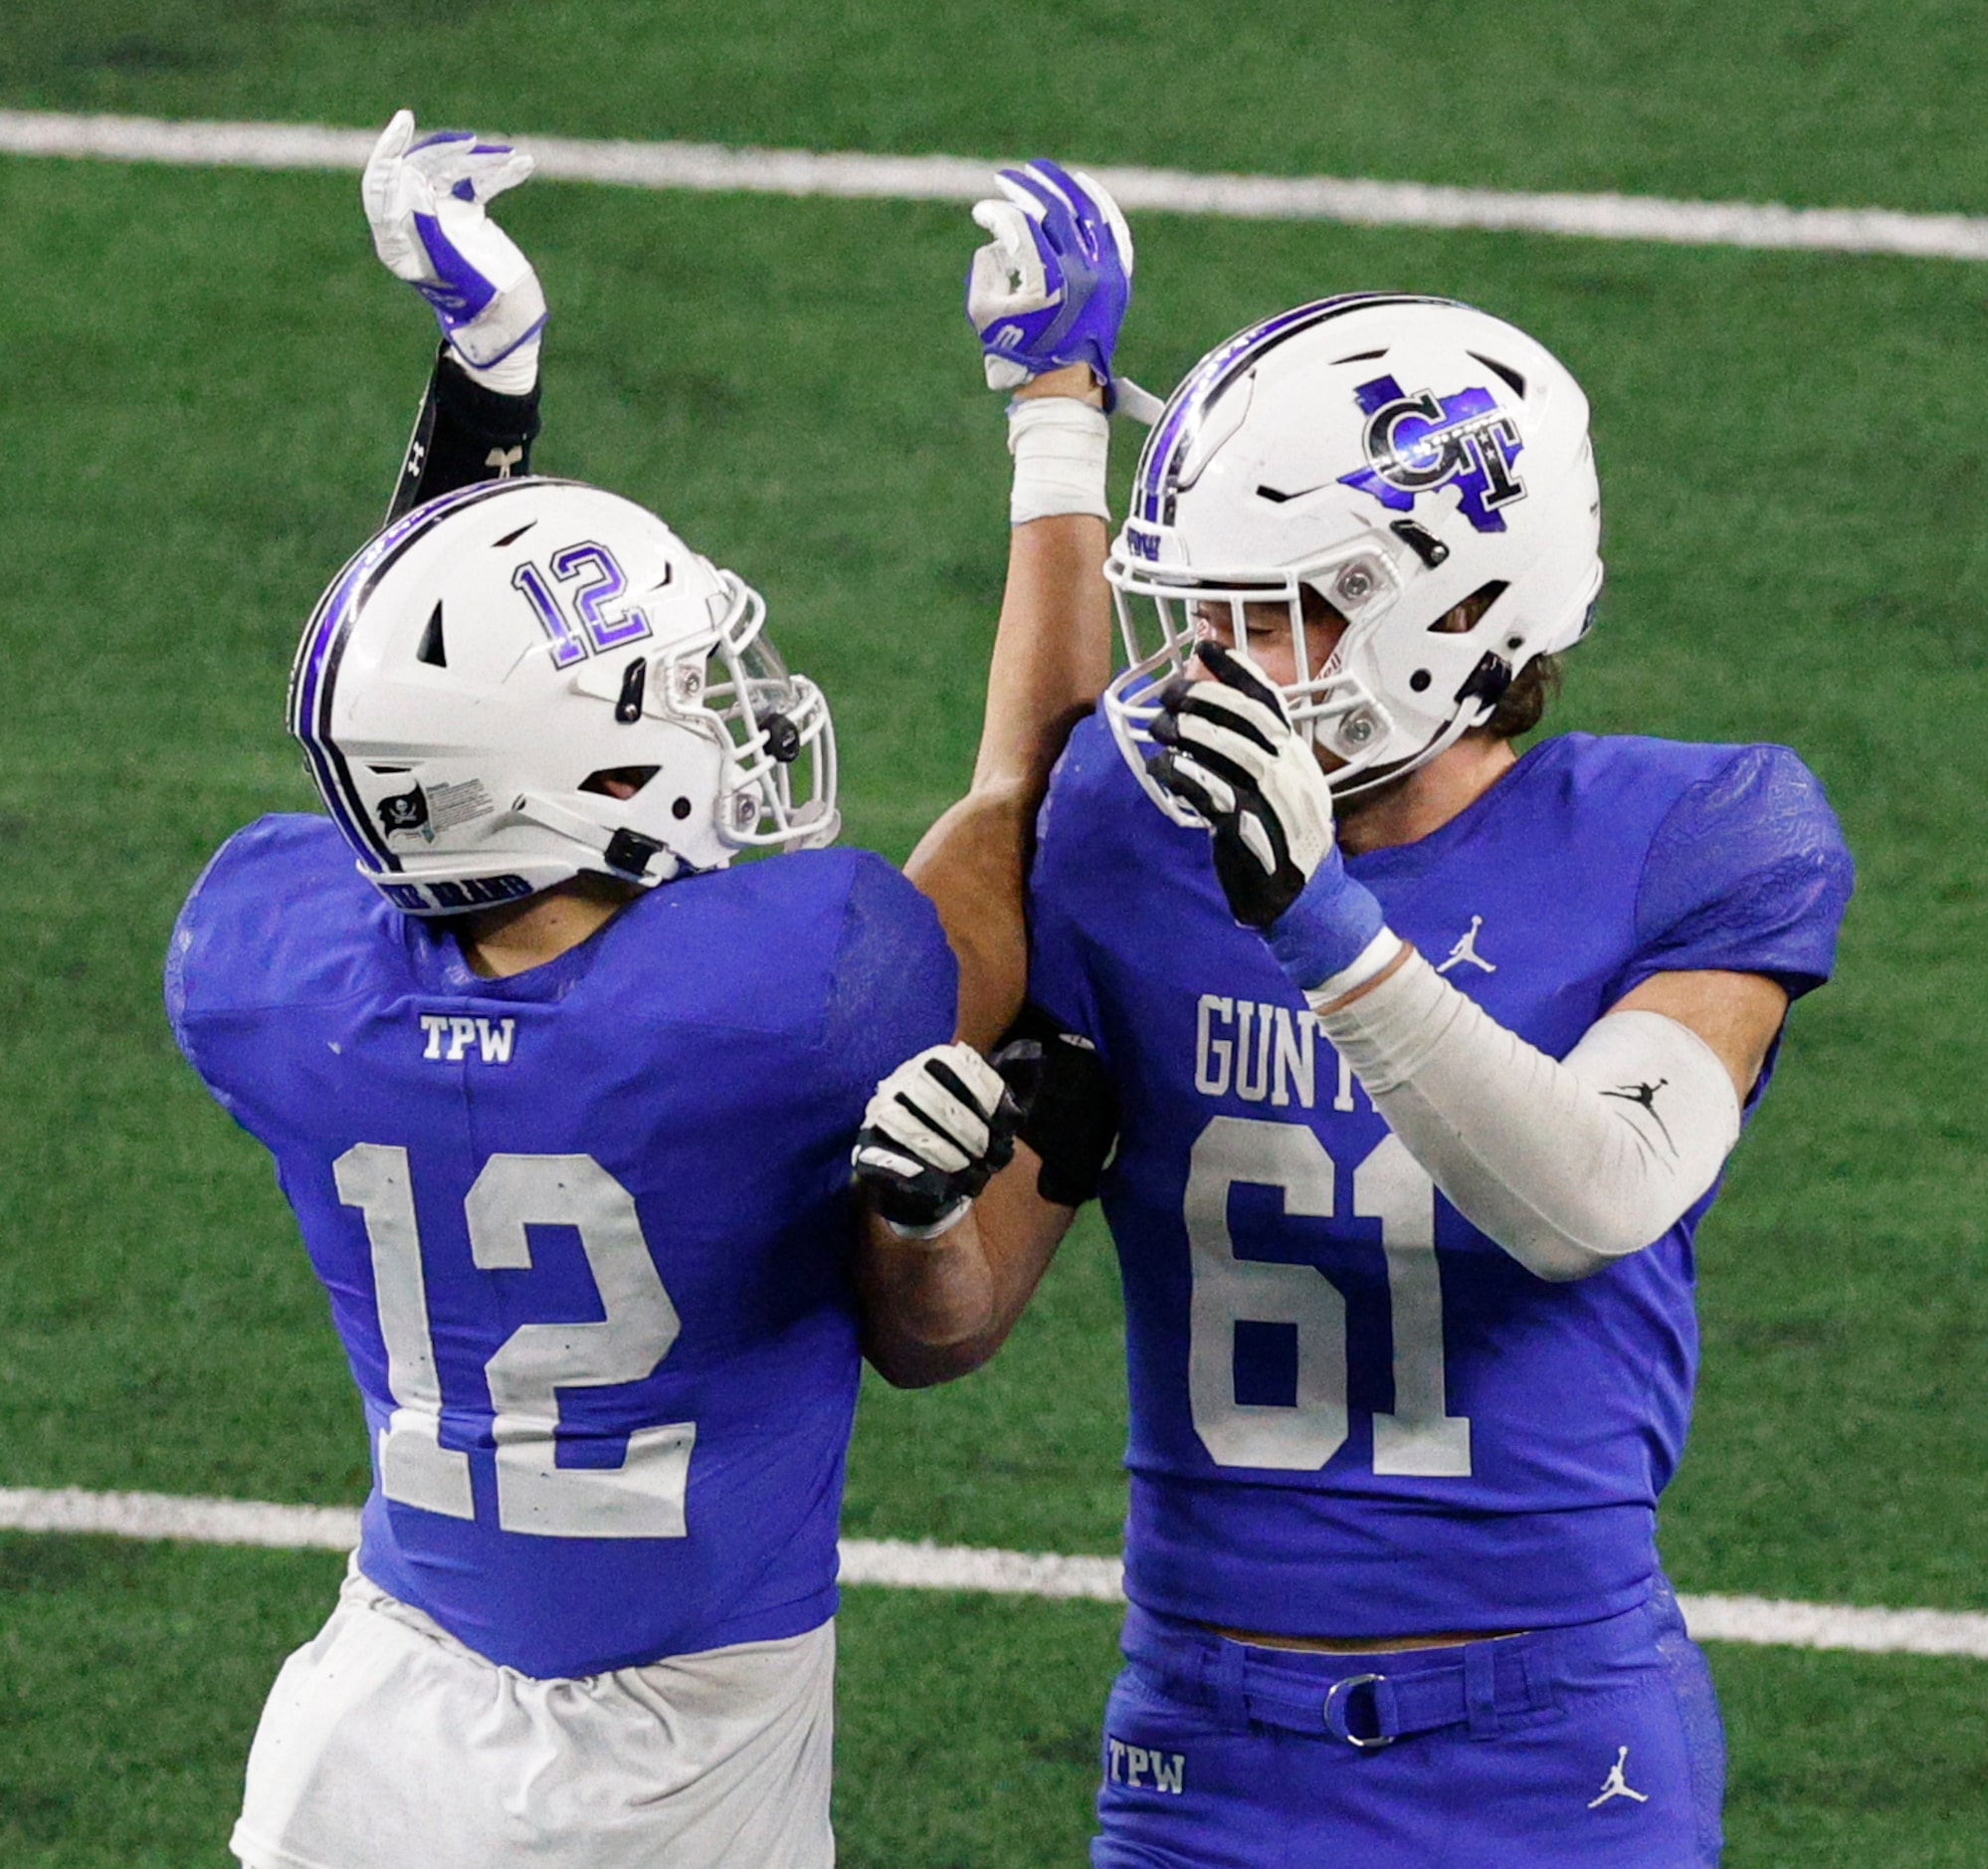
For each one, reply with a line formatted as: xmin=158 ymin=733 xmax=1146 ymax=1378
xmin=5 ymin=110 xmax=1988 ymax=263
xmin=4 ymin=1484 xmax=1985 ymax=1660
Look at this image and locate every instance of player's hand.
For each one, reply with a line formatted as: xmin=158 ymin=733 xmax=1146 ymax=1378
xmin=853 ymin=1044 xmax=1021 ymax=1237
xmin=362 ymin=108 xmax=547 ymax=382
xmin=1147 ymin=643 xmax=1386 ymax=988
xmin=965 ymin=159 xmax=1133 ymax=406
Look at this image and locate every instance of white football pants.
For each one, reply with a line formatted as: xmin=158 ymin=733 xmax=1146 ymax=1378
xmin=231 ymin=1561 xmax=835 ymax=1869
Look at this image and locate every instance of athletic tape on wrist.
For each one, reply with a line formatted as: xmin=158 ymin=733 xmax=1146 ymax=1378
xmin=456 ymin=334 xmax=541 ymax=397
xmin=1301 ymin=929 xmax=1405 ymax=1011
xmin=884 ymin=1197 xmax=973 ymax=1242
xmin=1006 ymin=396 xmax=1110 ymax=524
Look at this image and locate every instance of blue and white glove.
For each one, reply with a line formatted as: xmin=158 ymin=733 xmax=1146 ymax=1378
xmin=853 ymin=1044 xmax=1021 ymax=1238
xmin=1148 ymin=644 xmax=1389 ymax=992
xmin=966 ymin=159 xmax=1133 ymax=408
xmin=363 ymin=108 xmax=546 ymax=393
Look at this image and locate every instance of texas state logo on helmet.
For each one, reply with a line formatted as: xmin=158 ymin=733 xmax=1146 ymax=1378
xmin=289 ymin=478 xmax=839 ymax=915
xmin=1103 ymin=295 xmax=1603 ymax=807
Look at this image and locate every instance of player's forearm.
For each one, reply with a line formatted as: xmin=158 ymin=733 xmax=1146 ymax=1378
xmin=389 ymin=347 xmax=542 ymax=519
xmin=971 ymin=507 xmax=1113 ymax=794
xmin=908 ymin=375 xmax=1113 ymax=1044
xmin=856 ymin=1208 xmax=1000 ymax=1386
xmin=1310 ymin=948 xmax=1743 ymax=1280
xmin=855 ymin=1142 xmax=1075 ymax=1385
xmin=971 ymin=364 xmax=1114 ymax=780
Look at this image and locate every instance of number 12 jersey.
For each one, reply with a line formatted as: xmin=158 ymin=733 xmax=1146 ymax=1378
xmin=168 ymin=816 xmax=954 ymax=1677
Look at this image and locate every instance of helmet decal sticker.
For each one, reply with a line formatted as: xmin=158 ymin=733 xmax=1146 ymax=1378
xmin=1338 ymin=374 xmax=1526 ymax=533
xmin=378 ymin=785 xmax=432 ymax=840
xmin=512 ymin=542 xmax=654 ymax=667
xmin=1136 ymin=295 xmax=1447 ymax=525
xmin=377 ymin=777 xmax=497 ymax=844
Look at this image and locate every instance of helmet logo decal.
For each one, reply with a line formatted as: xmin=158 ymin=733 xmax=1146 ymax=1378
xmin=378 ymin=785 xmax=431 ymax=839
xmin=1338 ymin=374 xmax=1525 ymax=533
xmin=510 ymin=540 xmax=655 ymax=669
xmin=378 ymin=777 xmax=496 ymax=843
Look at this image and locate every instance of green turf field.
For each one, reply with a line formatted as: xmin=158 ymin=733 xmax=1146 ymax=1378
xmin=3 ymin=4 xmax=1986 ymax=1863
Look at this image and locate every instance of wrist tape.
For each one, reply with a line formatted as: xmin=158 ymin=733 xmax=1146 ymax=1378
xmin=1309 ymin=949 xmax=1742 ymax=1281
xmin=455 ymin=332 xmax=541 ymax=397
xmin=1006 ymin=396 xmax=1109 ymax=525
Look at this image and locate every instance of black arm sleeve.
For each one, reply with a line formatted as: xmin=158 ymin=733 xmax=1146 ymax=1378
xmin=388 ymin=344 xmax=543 ymax=520
xmin=993 ymin=1001 xmax=1118 ymax=1207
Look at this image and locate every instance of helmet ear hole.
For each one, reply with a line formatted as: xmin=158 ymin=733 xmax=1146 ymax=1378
xmin=1427 ymin=580 xmax=1509 ymax=635
xmin=580 ymin=765 xmax=660 ymax=800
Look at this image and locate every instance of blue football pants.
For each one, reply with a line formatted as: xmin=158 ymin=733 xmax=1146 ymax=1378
xmin=1093 ymin=1578 xmax=1723 ymax=1867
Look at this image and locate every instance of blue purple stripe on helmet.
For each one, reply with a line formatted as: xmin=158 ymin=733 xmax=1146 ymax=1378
xmin=289 ymin=480 xmax=523 ymax=870
xmin=1135 ymin=295 xmax=1451 ymax=527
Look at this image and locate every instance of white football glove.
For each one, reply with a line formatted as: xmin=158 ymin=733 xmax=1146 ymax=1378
xmin=362 ymin=108 xmax=546 ymax=392
xmin=852 ymin=1044 xmax=1020 ymax=1238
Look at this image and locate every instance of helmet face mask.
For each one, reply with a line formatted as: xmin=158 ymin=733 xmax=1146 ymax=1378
xmin=1103 ymin=295 xmax=1603 ymax=812
xmin=290 ymin=479 xmax=839 ymax=917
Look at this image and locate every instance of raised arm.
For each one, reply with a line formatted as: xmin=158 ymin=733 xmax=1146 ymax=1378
xmin=905 ymin=160 xmax=1132 ymax=1049
xmin=360 ymin=109 xmax=548 ymax=519
xmin=853 ymin=162 xmax=1136 ymax=1378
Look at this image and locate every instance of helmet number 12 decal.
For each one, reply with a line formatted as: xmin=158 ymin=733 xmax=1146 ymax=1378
xmin=511 ymin=540 xmax=657 ymax=668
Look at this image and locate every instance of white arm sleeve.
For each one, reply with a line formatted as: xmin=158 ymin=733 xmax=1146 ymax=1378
xmin=1309 ymin=945 xmax=1742 ymax=1282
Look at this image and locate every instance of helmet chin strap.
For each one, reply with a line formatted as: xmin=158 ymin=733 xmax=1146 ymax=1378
xmin=508 ymin=792 xmax=687 ymax=885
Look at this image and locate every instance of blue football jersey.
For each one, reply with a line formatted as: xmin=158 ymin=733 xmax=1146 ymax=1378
xmin=167 ymin=815 xmax=954 ymax=1677
xmin=1029 ymin=723 xmax=1853 ymax=1637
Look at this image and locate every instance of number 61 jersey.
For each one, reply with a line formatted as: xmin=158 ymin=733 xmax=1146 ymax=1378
xmin=167 ymin=814 xmax=953 ymax=1678
xmin=1028 ymin=721 xmax=1852 ymax=1639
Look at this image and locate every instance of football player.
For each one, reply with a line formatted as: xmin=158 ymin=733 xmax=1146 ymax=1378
xmin=854 ymin=277 xmax=1856 ymax=1861
xmin=167 ymin=115 xmax=1131 ymax=1869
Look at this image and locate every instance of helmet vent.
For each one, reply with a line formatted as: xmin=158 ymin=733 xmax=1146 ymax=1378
xmin=492 ymin=522 xmax=536 ymax=548
xmin=1468 ymin=352 xmax=1527 ymax=398
xmin=1256 ymin=484 xmax=1296 ymax=504
xmin=1331 ymin=349 xmax=1388 ymax=365
xmin=416 ymin=602 xmax=447 ymax=668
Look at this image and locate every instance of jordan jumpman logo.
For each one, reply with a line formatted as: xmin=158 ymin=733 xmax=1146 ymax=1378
xmin=1436 ymin=915 xmax=1495 ymax=974
xmin=1587 ymin=1746 xmax=1650 ymax=1808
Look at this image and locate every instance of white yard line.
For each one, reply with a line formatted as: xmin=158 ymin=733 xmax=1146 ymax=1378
xmin=3 ymin=1483 xmax=1983 ymax=1660
xmin=4 ymin=109 xmax=1988 ymax=262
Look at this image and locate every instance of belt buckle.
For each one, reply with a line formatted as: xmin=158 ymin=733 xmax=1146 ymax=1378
xmin=1322 ymin=1671 xmax=1395 ymax=1750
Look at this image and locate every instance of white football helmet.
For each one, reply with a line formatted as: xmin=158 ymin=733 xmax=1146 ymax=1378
xmin=289 ymin=478 xmax=838 ymax=915
xmin=1103 ymin=294 xmax=1603 ymax=805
